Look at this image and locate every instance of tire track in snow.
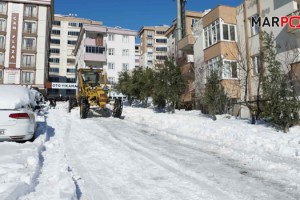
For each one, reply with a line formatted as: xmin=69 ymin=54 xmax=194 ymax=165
xmin=122 ymin=119 xmax=300 ymax=199
xmin=100 ymin=119 xmax=297 ymax=200
xmin=5 ymin=115 xmax=49 ymax=200
xmin=99 ymin=120 xmax=236 ymax=200
xmin=63 ymin=114 xmax=110 ymax=200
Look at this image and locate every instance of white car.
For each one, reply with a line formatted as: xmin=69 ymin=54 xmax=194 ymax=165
xmin=0 ymin=85 xmax=37 ymax=141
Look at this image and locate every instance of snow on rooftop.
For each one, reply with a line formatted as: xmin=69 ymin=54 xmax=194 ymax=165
xmin=0 ymin=85 xmax=36 ymax=109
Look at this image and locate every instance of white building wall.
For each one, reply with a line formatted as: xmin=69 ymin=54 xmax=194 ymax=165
xmin=193 ymin=20 xmax=205 ymax=99
xmin=1 ymin=1 xmax=52 ymax=89
xmin=105 ymin=33 xmax=136 ymax=83
xmin=36 ymin=6 xmax=48 ymax=85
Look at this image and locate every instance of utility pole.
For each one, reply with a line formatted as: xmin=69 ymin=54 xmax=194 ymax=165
xmin=176 ymin=0 xmax=185 ymax=59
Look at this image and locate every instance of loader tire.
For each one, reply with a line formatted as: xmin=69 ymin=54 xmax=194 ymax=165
xmin=80 ymin=99 xmax=89 ymax=119
xmin=112 ymin=99 xmax=123 ymax=118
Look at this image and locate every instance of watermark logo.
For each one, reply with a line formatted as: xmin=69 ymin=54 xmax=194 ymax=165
xmin=251 ymin=16 xmax=300 ymax=29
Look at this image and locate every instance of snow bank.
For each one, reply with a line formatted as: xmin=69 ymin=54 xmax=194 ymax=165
xmin=0 ymin=85 xmax=36 ymax=109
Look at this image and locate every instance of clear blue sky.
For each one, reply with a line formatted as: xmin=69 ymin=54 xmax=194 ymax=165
xmin=54 ymin=0 xmax=242 ymax=31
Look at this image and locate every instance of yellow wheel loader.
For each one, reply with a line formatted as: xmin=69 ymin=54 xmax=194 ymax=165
xmin=69 ymin=68 xmax=123 ymax=119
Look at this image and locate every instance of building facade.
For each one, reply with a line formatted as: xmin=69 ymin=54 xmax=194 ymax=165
xmin=48 ymin=14 xmax=101 ymax=98
xmin=74 ymin=24 xmax=137 ymax=86
xmin=236 ymin=0 xmax=300 ymax=117
xmin=135 ymin=44 xmax=140 ymax=68
xmin=138 ymin=26 xmax=169 ymax=68
xmin=193 ymin=5 xmax=240 ymax=105
xmin=0 ymin=0 xmax=53 ymax=92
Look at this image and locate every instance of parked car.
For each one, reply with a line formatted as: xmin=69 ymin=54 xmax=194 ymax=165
xmin=0 ymin=85 xmax=37 ymax=141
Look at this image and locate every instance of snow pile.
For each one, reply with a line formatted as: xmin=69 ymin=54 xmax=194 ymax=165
xmin=0 ymin=85 xmax=36 ymax=109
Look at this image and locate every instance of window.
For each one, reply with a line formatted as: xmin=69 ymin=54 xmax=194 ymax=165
xmin=51 ymin=29 xmax=60 ymax=35
xmin=0 ymin=19 xmax=6 ymax=32
xmin=0 ymin=52 xmax=4 ymax=65
xmin=252 ymin=55 xmax=261 ymax=75
xmin=206 ymin=57 xmax=221 ymax=77
xmin=22 ymin=54 xmax=35 ymax=67
xmin=50 ymin=48 xmax=60 ymax=54
xmin=122 ymin=49 xmax=129 ymax=56
xmin=108 ymin=48 xmax=115 ymax=55
xmin=223 ymin=61 xmax=238 ymax=79
xmin=68 ymin=22 xmax=78 ymax=27
xmin=122 ymin=63 xmax=129 ymax=71
xmin=52 ymin=21 xmax=61 ymax=26
xmin=0 ymin=69 xmax=2 ymax=81
xmin=49 ymin=77 xmax=59 ymax=82
xmin=67 ymin=59 xmax=75 ymax=65
xmin=147 ymin=38 xmax=152 ymax=46
xmin=24 ymin=21 xmax=36 ymax=34
xmin=108 ymin=77 xmax=115 ymax=84
xmin=67 ymin=78 xmax=76 ymax=83
xmin=68 ymin=31 xmax=80 ymax=36
xmin=0 ymin=36 xmax=4 ymax=49
xmin=49 ymin=68 xmax=59 ymax=73
xmin=108 ymin=63 xmax=115 ymax=70
xmin=67 ymin=40 xmax=76 ymax=45
xmin=122 ymin=35 xmax=129 ymax=43
xmin=49 ymin=58 xmax=60 ymax=63
xmin=51 ymin=39 xmax=60 ymax=45
xmin=147 ymin=31 xmax=153 ymax=37
xmin=21 ymin=71 xmax=34 ymax=84
xmin=0 ymin=2 xmax=7 ymax=14
xmin=156 ymin=31 xmax=165 ymax=35
xmin=24 ymin=5 xmax=37 ymax=18
xmin=222 ymin=24 xmax=236 ymax=41
xmin=191 ymin=18 xmax=199 ymax=27
xmin=250 ymin=14 xmax=260 ymax=36
xmin=66 ymin=68 xmax=76 ymax=73
xmin=156 ymin=47 xmax=167 ymax=52
xmin=223 ymin=24 xmax=229 ymax=40
xmin=85 ymin=46 xmax=105 ymax=54
xmin=155 ymin=39 xmax=167 ymax=43
xmin=108 ymin=34 xmax=115 ymax=41
xmin=156 ymin=55 xmax=167 ymax=60
xmin=204 ymin=20 xmax=221 ymax=48
xmin=23 ymin=38 xmax=36 ymax=50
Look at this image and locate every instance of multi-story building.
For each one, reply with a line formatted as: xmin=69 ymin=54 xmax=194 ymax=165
xmin=193 ymin=5 xmax=240 ymax=107
xmin=165 ymin=10 xmax=202 ymax=109
xmin=236 ymin=0 xmax=300 ymax=117
xmin=138 ymin=25 xmax=169 ymax=68
xmin=135 ymin=44 xmax=140 ymax=68
xmin=0 ymin=0 xmax=53 ymax=93
xmin=74 ymin=24 xmax=137 ymax=86
xmin=48 ymin=14 xmax=101 ymax=98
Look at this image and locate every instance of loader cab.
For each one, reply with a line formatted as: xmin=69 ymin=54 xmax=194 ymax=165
xmin=81 ymin=71 xmax=100 ymax=87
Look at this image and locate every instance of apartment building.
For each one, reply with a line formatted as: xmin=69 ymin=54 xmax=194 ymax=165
xmin=236 ymin=0 xmax=300 ymax=117
xmin=0 ymin=0 xmax=53 ymax=92
xmin=48 ymin=14 xmax=101 ymax=98
xmin=138 ymin=26 xmax=169 ymax=68
xmin=135 ymin=44 xmax=140 ymax=68
xmin=177 ymin=11 xmax=203 ymax=109
xmin=193 ymin=5 xmax=240 ymax=108
xmin=74 ymin=24 xmax=137 ymax=86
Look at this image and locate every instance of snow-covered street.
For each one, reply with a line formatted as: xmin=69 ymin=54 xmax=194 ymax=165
xmin=1 ymin=103 xmax=300 ymax=200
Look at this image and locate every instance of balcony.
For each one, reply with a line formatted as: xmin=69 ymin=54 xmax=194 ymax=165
xmin=84 ymin=53 xmax=106 ymax=62
xmin=178 ymin=34 xmax=195 ymax=54
xmin=287 ymin=9 xmax=300 ymax=34
xmin=84 ymin=38 xmax=106 ymax=47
